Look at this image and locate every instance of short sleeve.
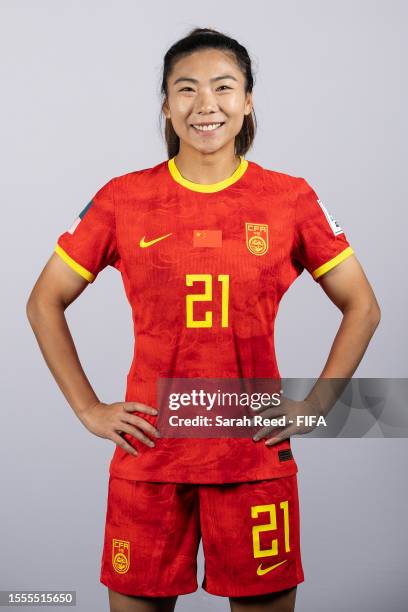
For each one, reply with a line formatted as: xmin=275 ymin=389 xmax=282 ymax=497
xmin=293 ymin=178 xmax=355 ymax=282
xmin=54 ymin=178 xmax=120 ymax=283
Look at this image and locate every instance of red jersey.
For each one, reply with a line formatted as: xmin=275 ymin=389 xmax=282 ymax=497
xmin=54 ymin=157 xmax=354 ymax=483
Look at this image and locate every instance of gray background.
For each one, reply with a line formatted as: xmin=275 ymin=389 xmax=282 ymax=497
xmin=1 ymin=0 xmax=407 ymax=610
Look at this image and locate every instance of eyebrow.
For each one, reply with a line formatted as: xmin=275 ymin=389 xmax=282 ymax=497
xmin=173 ymin=74 xmax=238 ymax=85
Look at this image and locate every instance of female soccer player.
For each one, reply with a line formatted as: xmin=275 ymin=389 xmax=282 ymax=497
xmin=27 ymin=27 xmax=380 ymax=612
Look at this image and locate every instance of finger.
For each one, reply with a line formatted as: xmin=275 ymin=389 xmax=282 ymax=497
xmin=251 ymin=409 xmax=287 ymax=421
xmin=119 ymin=424 xmax=156 ymax=448
xmin=265 ymin=426 xmax=296 ymax=446
xmin=111 ymin=432 xmax=138 ymax=456
xmin=252 ymin=403 xmax=283 ymax=414
xmin=123 ymin=402 xmax=158 ymax=415
xmin=250 ymin=413 xmax=286 ymax=434
xmin=253 ymin=425 xmax=285 ymax=441
xmin=126 ymin=414 xmax=161 ymax=438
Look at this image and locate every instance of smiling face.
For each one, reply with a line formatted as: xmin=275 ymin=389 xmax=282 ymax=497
xmin=163 ymin=48 xmax=253 ymax=156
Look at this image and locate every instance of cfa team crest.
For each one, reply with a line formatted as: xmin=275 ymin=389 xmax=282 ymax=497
xmin=245 ymin=223 xmax=269 ymax=256
xmin=112 ymin=539 xmax=130 ymax=574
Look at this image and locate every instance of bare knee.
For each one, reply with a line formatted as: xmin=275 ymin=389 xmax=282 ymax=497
xmin=108 ymin=588 xmax=178 ymax=612
xmin=229 ymin=585 xmax=297 ymax=612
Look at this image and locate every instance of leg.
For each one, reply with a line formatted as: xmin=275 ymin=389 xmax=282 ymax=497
xmin=108 ymin=588 xmax=178 ymax=612
xmin=229 ymin=586 xmax=297 ymax=612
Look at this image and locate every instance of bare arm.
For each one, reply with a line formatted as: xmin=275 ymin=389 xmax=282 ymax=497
xmin=316 ymin=254 xmax=381 ymax=377
xmin=26 ymin=253 xmax=99 ymax=416
xmin=26 ymin=253 xmax=160 ymax=454
xmin=303 ymin=254 xmax=381 ymax=417
xmin=254 ymin=254 xmax=381 ymax=443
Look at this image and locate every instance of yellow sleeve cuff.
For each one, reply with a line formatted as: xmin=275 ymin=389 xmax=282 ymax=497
xmin=54 ymin=244 xmax=95 ymax=283
xmin=312 ymin=246 xmax=354 ymax=280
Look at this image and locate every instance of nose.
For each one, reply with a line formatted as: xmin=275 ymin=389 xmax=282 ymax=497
xmin=194 ymin=88 xmax=218 ymax=115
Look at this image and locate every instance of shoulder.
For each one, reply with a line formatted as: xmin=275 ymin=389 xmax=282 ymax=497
xmin=248 ymin=160 xmax=306 ymax=195
xmin=110 ymin=160 xmax=169 ymax=195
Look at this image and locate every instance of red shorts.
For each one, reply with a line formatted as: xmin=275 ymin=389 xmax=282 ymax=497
xmin=100 ymin=474 xmax=304 ymax=598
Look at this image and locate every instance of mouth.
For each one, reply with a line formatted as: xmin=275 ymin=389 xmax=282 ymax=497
xmin=191 ymin=122 xmax=225 ymax=133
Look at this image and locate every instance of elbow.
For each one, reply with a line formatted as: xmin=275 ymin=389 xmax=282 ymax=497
xmin=345 ymin=297 xmax=381 ymax=331
xmin=26 ymin=289 xmax=54 ymax=326
xmin=372 ymin=303 xmax=381 ymax=327
xmin=26 ymin=294 xmax=40 ymax=326
xmin=26 ymin=283 xmax=42 ymax=323
xmin=26 ymin=285 xmax=67 ymax=326
xmin=367 ymin=298 xmax=381 ymax=329
xmin=26 ymin=290 xmax=35 ymax=322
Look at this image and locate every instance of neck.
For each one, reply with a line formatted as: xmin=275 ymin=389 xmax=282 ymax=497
xmin=174 ymin=143 xmax=241 ymax=185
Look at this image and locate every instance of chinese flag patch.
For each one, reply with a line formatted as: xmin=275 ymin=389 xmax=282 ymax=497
xmin=193 ymin=230 xmax=222 ymax=248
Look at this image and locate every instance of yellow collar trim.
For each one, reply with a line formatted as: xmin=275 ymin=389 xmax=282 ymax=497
xmin=168 ymin=156 xmax=248 ymax=193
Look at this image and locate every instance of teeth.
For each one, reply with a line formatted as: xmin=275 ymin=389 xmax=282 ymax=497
xmin=193 ymin=123 xmax=222 ymax=131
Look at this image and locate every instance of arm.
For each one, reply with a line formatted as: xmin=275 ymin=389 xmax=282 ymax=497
xmin=26 ymin=253 xmax=160 ymax=454
xmin=287 ymin=177 xmax=381 ymax=423
xmin=303 ymin=253 xmax=381 ymax=417
xmin=253 ymin=254 xmax=381 ymax=443
xmin=26 ymin=253 xmax=99 ymax=416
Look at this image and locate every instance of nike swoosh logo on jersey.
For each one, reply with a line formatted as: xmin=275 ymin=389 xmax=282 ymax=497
xmin=139 ymin=233 xmax=173 ymax=248
xmin=257 ymin=560 xmax=287 ymax=575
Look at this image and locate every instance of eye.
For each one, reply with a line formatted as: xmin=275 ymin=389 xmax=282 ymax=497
xmin=179 ymin=86 xmax=195 ymax=92
xmin=216 ymin=85 xmax=232 ymax=91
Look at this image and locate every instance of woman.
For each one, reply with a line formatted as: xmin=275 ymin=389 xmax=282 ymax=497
xmin=26 ymin=27 xmax=380 ymax=612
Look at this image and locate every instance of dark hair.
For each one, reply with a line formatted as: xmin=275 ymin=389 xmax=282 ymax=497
xmin=160 ymin=27 xmax=257 ymax=158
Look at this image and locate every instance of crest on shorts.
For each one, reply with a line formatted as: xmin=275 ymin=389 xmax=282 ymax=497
xmin=245 ymin=223 xmax=269 ymax=256
xmin=112 ymin=539 xmax=130 ymax=574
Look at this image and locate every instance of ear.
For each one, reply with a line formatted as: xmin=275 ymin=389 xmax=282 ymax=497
xmin=162 ymin=98 xmax=171 ymax=119
xmin=244 ymin=91 xmax=253 ymax=116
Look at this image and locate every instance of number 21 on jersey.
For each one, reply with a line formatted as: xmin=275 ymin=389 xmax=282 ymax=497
xmin=186 ymin=273 xmax=229 ymax=328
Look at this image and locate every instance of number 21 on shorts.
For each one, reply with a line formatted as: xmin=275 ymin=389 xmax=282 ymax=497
xmin=251 ymin=500 xmax=290 ymax=561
